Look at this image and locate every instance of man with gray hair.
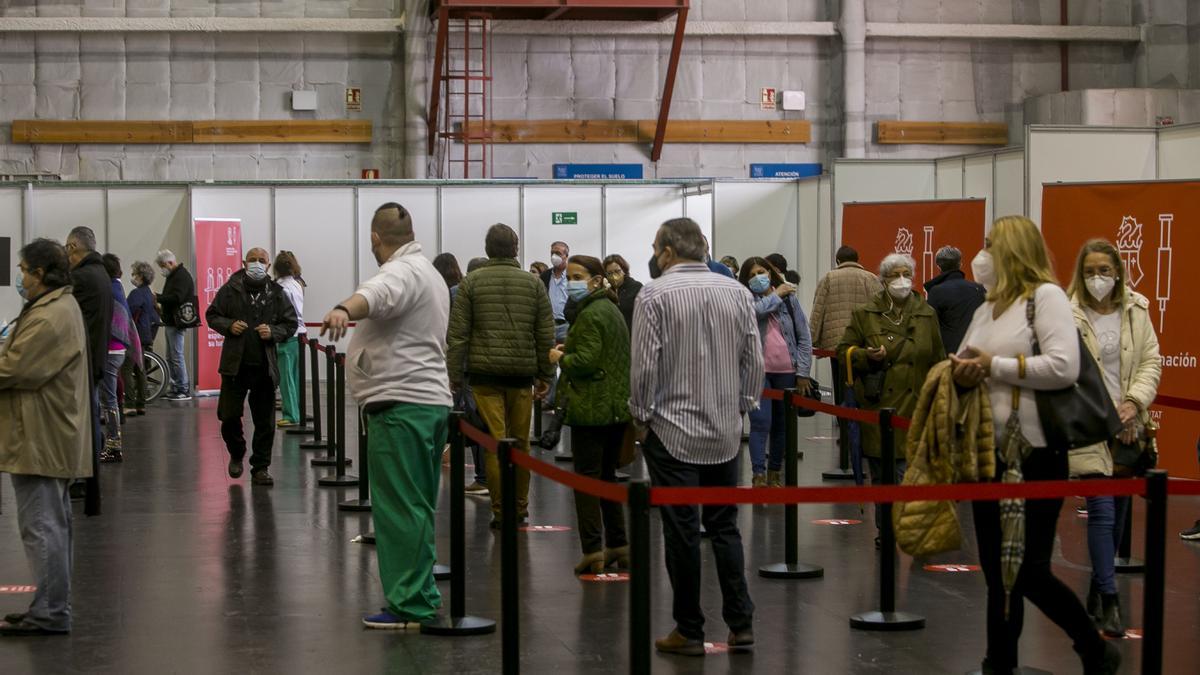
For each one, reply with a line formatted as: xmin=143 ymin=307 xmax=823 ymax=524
xmin=923 ymin=245 xmax=986 ymax=353
xmin=155 ymin=249 xmax=197 ymax=400
xmin=630 ymin=217 xmax=763 ymax=656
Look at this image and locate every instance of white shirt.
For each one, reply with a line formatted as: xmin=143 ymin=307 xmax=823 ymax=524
xmin=277 ymin=276 xmax=306 ymax=335
xmin=1084 ymin=307 xmax=1122 ymax=405
xmin=347 ymin=242 xmax=453 ymax=408
xmin=959 ymin=283 xmax=1080 ymax=448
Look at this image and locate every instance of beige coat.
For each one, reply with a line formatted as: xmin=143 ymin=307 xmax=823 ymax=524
xmin=0 ymin=286 xmax=93 ymax=479
xmin=1068 ymin=290 xmax=1161 ymax=477
xmin=810 ymin=262 xmax=884 ymax=350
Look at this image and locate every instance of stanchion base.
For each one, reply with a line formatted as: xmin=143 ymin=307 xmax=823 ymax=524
xmin=849 ymin=610 xmax=926 ymax=631
xmin=318 ymin=474 xmax=360 ymax=488
xmin=822 ymin=468 xmax=856 ymax=481
xmin=433 ymin=564 xmax=451 ymax=580
xmin=285 ymin=426 xmax=314 ymax=435
xmin=966 ymin=668 xmax=1051 ymax=675
xmin=615 ymin=471 xmax=631 ymax=482
xmin=758 ymin=562 xmax=824 ymax=579
xmin=311 ymin=457 xmax=352 ymax=467
xmin=420 ymin=615 xmax=496 ymax=636
xmin=338 ymin=499 xmax=372 ymax=512
xmin=553 ymin=454 xmax=574 ymax=463
xmin=1114 ymin=557 xmax=1145 ymax=573
xmin=361 ymin=532 xmax=375 ymax=545
xmin=299 ymin=442 xmax=329 ymax=450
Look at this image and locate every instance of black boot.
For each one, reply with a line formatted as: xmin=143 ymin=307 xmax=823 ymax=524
xmin=1099 ymin=593 xmax=1125 ymax=638
xmin=1086 ymin=580 xmax=1102 ymax=623
xmin=1078 ymin=640 xmax=1121 ymax=675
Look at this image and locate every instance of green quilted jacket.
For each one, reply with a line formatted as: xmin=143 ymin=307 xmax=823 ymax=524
xmin=559 ymin=290 xmax=632 ymax=427
xmin=446 ymin=258 xmax=556 ymax=386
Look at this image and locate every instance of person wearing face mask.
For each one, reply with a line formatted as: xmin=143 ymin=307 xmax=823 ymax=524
xmin=548 ymin=255 xmax=632 ymax=575
xmin=154 ymin=249 xmax=197 ymax=401
xmin=738 ymin=257 xmax=813 ymax=487
xmin=205 ymin=247 xmax=297 ymax=486
xmin=1065 ymin=238 xmax=1161 ymax=638
xmin=837 ymin=253 xmax=944 ymax=537
xmin=602 ymin=254 xmax=642 ymax=334
xmin=539 ymin=241 xmax=572 ymax=342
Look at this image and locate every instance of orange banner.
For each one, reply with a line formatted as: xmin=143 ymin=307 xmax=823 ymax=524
xmin=1043 ymin=180 xmax=1198 ymax=479
xmin=841 ymin=199 xmax=987 ymax=291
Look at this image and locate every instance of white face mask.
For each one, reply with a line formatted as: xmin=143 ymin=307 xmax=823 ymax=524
xmin=971 ymin=250 xmax=996 ymax=291
xmin=887 ymin=276 xmax=913 ymax=300
xmin=245 ymin=261 xmax=268 ymax=281
xmin=550 ymin=254 xmax=564 ymax=269
xmin=1086 ymin=274 xmax=1116 ymax=302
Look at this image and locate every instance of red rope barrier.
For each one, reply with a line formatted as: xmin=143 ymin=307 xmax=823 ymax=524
xmin=510 ymin=451 xmax=630 ymax=504
xmin=1168 ymin=478 xmax=1200 ymax=496
xmin=814 ymin=348 xmax=836 ymax=358
xmin=1153 ymin=394 xmax=1200 ymax=412
xmin=761 ymin=389 xmax=784 ymax=401
xmin=648 ymin=478 xmax=1146 ymax=507
xmin=459 ymin=420 xmax=500 ymax=452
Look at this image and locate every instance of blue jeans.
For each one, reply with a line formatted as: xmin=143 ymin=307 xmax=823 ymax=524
xmin=748 ymin=372 xmax=796 ymax=475
xmin=165 ymin=326 xmax=190 ymax=395
xmin=12 ymin=474 xmax=73 ymax=632
xmin=100 ymin=351 xmax=124 ymax=449
xmin=1085 ymin=493 xmax=1131 ymax=595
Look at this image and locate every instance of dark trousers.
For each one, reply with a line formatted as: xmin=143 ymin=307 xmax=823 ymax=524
xmin=218 ymin=365 xmax=276 ymax=472
xmin=121 ymin=351 xmax=146 ymax=410
xmin=831 ymin=357 xmax=850 ymax=460
xmin=642 ymin=432 xmax=754 ymax=640
xmin=972 ymin=447 xmax=1105 ymax=670
xmin=570 ymin=423 xmax=628 ymax=554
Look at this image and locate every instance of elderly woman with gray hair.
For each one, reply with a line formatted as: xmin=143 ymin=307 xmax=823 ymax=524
xmin=837 ymin=252 xmax=945 ymax=537
xmin=123 ymin=261 xmax=161 ymax=417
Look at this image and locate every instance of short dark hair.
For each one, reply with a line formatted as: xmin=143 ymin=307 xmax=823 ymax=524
xmin=765 ymin=253 xmax=788 ymax=272
xmin=551 ymin=241 xmax=569 ymax=254
xmin=432 ymin=252 xmax=463 ymax=288
xmin=602 ymin=254 xmax=630 ymax=276
xmin=102 ymin=253 xmax=122 ymax=279
xmin=468 ymin=257 xmax=489 ymax=273
xmin=67 ymin=226 xmax=97 ymax=252
xmin=21 ymin=238 xmax=72 ymax=290
xmin=835 ymin=246 xmax=858 ymax=264
xmin=657 ymin=218 xmax=707 ymax=261
xmin=485 ymin=223 xmax=520 ymax=259
xmin=373 ymin=202 xmax=414 ymax=245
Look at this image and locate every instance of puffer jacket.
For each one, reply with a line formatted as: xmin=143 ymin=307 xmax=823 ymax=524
xmin=893 ymin=361 xmax=995 ymax=557
xmin=1067 ymin=289 xmax=1162 ymax=477
xmin=558 ymin=289 xmax=632 ymax=427
xmin=810 ymin=262 xmax=883 ymax=350
xmin=446 ymin=257 xmax=556 ymax=386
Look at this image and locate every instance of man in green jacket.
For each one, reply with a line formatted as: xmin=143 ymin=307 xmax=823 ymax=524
xmin=446 ymin=223 xmax=556 ymax=527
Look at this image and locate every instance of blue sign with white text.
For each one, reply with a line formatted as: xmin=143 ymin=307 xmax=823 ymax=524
xmin=750 ymin=163 xmax=822 ymax=179
xmin=553 ymin=164 xmax=644 ymax=180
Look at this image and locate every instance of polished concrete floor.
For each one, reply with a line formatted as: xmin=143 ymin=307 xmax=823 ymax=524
xmin=1 ymin=397 xmax=1199 ymax=674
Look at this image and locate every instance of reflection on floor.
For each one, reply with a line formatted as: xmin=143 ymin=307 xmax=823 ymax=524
xmin=1 ymin=399 xmax=1199 ymax=674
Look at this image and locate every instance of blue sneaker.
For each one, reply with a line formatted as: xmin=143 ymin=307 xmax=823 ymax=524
xmin=362 ymin=609 xmax=417 ymax=630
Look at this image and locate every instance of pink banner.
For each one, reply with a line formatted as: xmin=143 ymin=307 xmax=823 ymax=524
xmin=194 ymin=218 xmax=242 ymax=392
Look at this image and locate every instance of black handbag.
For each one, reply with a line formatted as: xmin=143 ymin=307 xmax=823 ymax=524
xmin=796 ymin=377 xmax=821 ymax=417
xmin=1025 ymin=299 xmax=1122 ymax=450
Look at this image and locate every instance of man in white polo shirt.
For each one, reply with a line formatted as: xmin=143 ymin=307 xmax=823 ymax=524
xmin=322 ymin=202 xmax=452 ymax=629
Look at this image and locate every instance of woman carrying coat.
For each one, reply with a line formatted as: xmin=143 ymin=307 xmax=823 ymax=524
xmin=0 ymin=239 xmax=93 ymax=636
xmin=837 ymin=253 xmax=944 ymax=536
xmin=549 ymin=254 xmax=631 ymax=576
xmin=739 ymin=256 xmax=813 ymax=487
xmin=952 ymin=216 xmax=1120 ymax=675
xmin=1067 ymin=238 xmax=1161 ymax=638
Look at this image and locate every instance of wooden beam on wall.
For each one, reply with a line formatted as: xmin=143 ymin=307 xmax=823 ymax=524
xmin=12 ymin=120 xmax=372 ymax=144
xmin=192 ymin=120 xmax=373 ymax=143
xmin=461 ymin=119 xmax=812 ymax=144
xmin=638 ymin=119 xmax=811 ymax=143
xmin=12 ymin=120 xmax=193 ymax=144
xmin=875 ymin=121 xmax=1009 ymax=145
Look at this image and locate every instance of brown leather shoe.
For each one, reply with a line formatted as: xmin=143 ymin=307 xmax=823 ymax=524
xmin=727 ymin=627 xmax=755 ymax=649
xmin=654 ymin=629 xmax=705 ymax=657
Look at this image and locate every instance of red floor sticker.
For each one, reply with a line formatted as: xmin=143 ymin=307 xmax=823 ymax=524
xmin=923 ymin=564 xmax=981 ymax=573
xmin=811 ymin=519 xmax=863 ymax=526
xmin=0 ymin=585 xmax=36 ymax=594
xmin=579 ymin=572 xmax=629 ymax=583
xmin=703 ymin=642 xmax=728 ymax=654
xmin=1105 ymin=628 xmax=1143 ymax=640
xmin=520 ymin=525 xmax=572 ymax=532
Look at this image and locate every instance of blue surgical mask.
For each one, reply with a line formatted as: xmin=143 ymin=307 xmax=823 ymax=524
xmin=566 ymin=279 xmax=590 ymax=302
xmin=245 ymin=261 xmax=268 ymax=281
xmin=748 ymin=273 xmax=771 ymax=295
xmin=15 ymin=273 xmax=26 ymax=299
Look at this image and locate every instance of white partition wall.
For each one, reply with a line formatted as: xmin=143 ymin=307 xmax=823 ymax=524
xmin=0 ymin=188 xmax=24 ymax=323
xmin=684 ymin=191 xmax=713 ymax=241
xmin=1026 ymin=126 xmax=1157 ymax=225
xmin=713 ymin=180 xmax=800 ymax=280
xmin=604 ymin=185 xmax=684 ymax=281
xmin=962 ymin=154 xmax=996 ymax=224
xmin=993 ymin=150 xmax=1025 ymax=222
xmin=935 ymin=157 xmax=965 ymax=199
xmin=522 ymin=185 xmax=603 ymax=268
xmin=190 ymin=186 xmax=273 ymax=260
xmin=1157 ymin=123 xmax=1200 ymax=179
xmin=832 ymin=159 xmax=936 ymax=242
xmin=441 ymin=185 xmax=521 ymax=267
xmin=356 ymin=186 xmax=439 ymax=282
xmin=31 ymin=187 xmax=106 ymax=245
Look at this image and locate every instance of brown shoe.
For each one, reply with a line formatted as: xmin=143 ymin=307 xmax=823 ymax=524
xmin=654 ymin=629 xmax=705 ymax=657
xmin=574 ymin=551 xmax=605 ymax=576
xmin=727 ymin=627 xmax=755 ymax=649
xmin=251 ymin=469 xmax=274 ymax=486
xmin=767 ymin=470 xmax=783 ymax=488
xmin=751 ymin=473 xmax=767 ymax=488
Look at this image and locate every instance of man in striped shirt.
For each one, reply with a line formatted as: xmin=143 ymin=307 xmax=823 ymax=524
xmin=629 ymin=217 xmax=765 ymax=656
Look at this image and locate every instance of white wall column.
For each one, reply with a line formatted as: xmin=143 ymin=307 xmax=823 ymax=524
xmin=840 ymin=0 xmax=867 ymax=159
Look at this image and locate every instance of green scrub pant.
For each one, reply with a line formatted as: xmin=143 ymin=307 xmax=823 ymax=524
xmin=367 ymin=402 xmax=449 ymax=620
xmin=277 ymin=336 xmax=300 ymax=424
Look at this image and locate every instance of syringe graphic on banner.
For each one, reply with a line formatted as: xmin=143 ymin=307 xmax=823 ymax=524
xmin=1155 ymin=213 xmax=1173 ymax=331
xmin=921 ymin=226 xmax=934 ymax=286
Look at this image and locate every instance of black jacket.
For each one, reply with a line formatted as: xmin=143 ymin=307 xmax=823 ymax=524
xmin=614 ymin=277 xmax=643 ymax=334
xmin=158 ymin=264 xmax=196 ymax=328
xmin=923 ymin=269 xmax=986 ymax=354
xmin=70 ymin=252 xmax=114 ymax=383
xmin=204 ymin=271 xmax=297 ymax=384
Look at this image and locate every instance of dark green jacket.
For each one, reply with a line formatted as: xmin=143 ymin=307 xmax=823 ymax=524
xmin=559 ymin=290 xmax=632 ymax=427
xmin=446 ymin=258 xmax=556 ymax=386
xmin=836 ymin=290 xmax=945 ymax=459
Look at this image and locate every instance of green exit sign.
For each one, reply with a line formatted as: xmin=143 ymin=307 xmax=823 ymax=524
xmin=552 ymin=212 xmax=578 ymax=225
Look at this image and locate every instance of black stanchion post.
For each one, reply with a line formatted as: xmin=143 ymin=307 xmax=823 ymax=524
xmin=423 ymin=412 xmax=497 ymax=636
xmin=850 ymin=408 xmax=924 ymax=631
xmin=760 ymin=388 xmax=824 ymax=579
xmin=319 ymin=354 xmax=357 ymax=486
xmin=1142 ymin=470 xmax=1167 ymax=675
xmin=628 ymin=481 xmax=651 ymax=674
xmin=287 ymin=335 xmax=314 ymax=434
xmin=312 ymin=347 xmax=348 ymax=468
xmin=1115 ymin=495 xmax=1145 ymax=573
xmin=299 ymin=340 xmax=326 ymax=449
xmin=822 ymin=357 xmax=855 ymax=481
xmin=499 ymin=438 xmax=520 ymax=675
xmin=532 ymin=398 xmax=543 ymax=441
xmin=339 ymin=408 xmax=372 ymax=511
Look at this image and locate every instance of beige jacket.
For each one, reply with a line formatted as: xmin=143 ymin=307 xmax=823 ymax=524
xmin=0 ymin=286 xmax=93 ymax=479
xmin=810 ymin=262 xmax=884 ymax=350
xmin=1068 ymin=290 xmax=1161 ymax=478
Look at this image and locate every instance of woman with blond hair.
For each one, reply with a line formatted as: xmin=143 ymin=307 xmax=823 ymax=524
xmin=953 ymin=216 xmax=1120 ymax=674
xmin=1066 ymin=238 xmax=1160 ymax=638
